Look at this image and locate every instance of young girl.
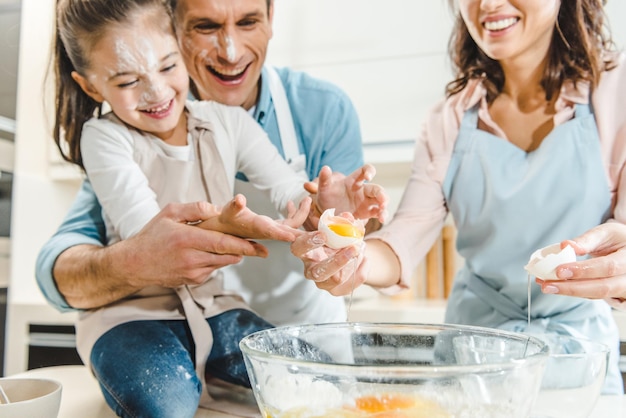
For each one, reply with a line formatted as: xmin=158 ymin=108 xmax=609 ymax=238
xmin=296 ymin=0 xmax=626 ymax=394
xmin=54 ymin=0 xmax=387 ymax=416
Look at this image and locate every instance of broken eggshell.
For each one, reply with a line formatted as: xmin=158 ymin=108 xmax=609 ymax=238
xmin=524 ymin=243 xmax=577 ymax=280
xmin=318 ymin=208 xmax=365 ymax=250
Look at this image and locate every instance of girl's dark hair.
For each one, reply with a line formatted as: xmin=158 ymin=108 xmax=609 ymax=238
xmin=446 ymin=0 xmax=615 ymax=102
xmin=54 ymin=0 xmax=175 ymax=169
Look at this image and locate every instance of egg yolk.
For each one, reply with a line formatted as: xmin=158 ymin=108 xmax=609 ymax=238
xmin=327 ymin=223 xmax=364 ymax=239
xmin=354 ymin=394 xmax=416 ymax=413
xmin=264 ymin=393 xmax=450 ymax=418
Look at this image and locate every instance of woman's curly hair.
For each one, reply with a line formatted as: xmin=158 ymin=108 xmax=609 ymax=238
xmin=446 ymin=0 xmax=616 ymax=102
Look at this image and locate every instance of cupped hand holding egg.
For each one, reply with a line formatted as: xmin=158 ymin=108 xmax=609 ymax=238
xmin=318 ymin=208 xmax=365 ymax=249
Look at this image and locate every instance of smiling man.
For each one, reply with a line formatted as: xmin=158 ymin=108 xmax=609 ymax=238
xmin=173 ymin=0 xmax=272 ymax=109
xmin=37 ymin=0 xmax=364 ymax=413
xmin=169 ymin=0 xmax=366 ymax=326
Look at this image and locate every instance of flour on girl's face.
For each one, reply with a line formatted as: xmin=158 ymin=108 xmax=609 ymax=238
xmin=111 ymin=36 xmax=167 ymax=108
xmin=82 ymin=20 xmax=190 ymax=141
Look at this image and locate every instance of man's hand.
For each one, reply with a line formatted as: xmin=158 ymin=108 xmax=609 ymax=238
xmin=55 ymin=201 xmax=271 ymax=309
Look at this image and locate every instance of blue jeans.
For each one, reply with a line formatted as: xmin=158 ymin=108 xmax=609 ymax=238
xmin=90 ymin=309 xmax=274 ymax=418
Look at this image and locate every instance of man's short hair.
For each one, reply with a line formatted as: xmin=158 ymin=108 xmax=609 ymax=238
xmin=168 ymin=0 xmax=271 ymax=14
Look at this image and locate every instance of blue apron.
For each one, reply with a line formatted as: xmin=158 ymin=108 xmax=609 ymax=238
xmin=442 ymin=103 xmax=623 ymax=394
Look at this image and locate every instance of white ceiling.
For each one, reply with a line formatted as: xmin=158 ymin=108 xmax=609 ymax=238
xmin=0 ymin=1 xmax=21 ymax=133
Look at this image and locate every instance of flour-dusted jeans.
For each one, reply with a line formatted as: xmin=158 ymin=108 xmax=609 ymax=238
xmin=90 ymin=309 xmax=274 ymax=418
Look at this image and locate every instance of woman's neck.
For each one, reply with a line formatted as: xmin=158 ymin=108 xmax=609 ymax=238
xmin=499 ymin=55 xmax=550 ymax=110
xmin=488 ymin=54 xmax=557 ymax=152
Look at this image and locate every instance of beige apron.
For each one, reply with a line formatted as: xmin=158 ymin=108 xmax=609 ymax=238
xmin=76 ymin=113 xmax=259 ymax=416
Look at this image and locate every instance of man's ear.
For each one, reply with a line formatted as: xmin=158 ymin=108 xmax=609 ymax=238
xmin=71 ymin=71 xmax=104 ymax=103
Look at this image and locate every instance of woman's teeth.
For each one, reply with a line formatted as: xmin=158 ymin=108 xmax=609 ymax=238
xmin=484 ymin=17 xmax=518 ymax=31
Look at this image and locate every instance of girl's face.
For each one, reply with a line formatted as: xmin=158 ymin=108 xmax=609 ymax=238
xmin=458 ymin=0 xmax=560 ymax=66
xmin=73 ymin=15 xmax=189 ymax=141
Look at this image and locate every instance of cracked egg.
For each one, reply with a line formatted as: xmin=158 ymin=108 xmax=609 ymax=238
xmin=524 ymin=243 xmax=576 ymax=280
xmin=318 ymin=208 xmax=365 ymax=249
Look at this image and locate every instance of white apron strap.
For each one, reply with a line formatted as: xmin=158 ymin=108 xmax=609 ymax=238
xmin=265 ymin=66 xmax=302 ymax=164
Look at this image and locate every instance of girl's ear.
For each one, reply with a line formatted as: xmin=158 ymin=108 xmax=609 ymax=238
xmin=71 ymin=71 xmax=104 ymax=103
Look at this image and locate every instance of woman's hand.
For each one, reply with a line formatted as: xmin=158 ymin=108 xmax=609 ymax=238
xmin=197 ymin=194 xmax=311 ymax=243
xmin=536 ymin=223 xmax=626 ymax=301
xmin=305 ymin=164 xmax=389 ymax=226
xmin=290 ymin=230 xmax=369 ymax=296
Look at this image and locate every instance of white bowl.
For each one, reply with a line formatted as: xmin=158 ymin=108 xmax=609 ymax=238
xmin=0 ymin=377 xmax=62 ymax=418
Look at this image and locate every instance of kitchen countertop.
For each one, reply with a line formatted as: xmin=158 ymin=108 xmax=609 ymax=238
xmin=13 ymin=365 xmax=626 ymax=418
xmin=7 ymin=297 xmax=626 ymax=417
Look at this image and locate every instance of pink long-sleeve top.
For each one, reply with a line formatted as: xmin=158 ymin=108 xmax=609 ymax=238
xmin=368 ymin=53 xmax=626 ymax=309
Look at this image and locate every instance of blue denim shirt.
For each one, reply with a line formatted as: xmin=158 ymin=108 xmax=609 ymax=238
xmin=35 ymin=66 xmax=364 ymax=311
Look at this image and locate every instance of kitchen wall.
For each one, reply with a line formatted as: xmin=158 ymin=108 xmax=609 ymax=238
xmin=5 ymin=0 xmax=626 ymax=373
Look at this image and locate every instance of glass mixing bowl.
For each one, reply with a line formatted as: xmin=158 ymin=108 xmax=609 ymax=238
xmin=530 ymin=334 xmax=609 ymax=418
xmin=240 ymin=322 xmax=549 ymax=418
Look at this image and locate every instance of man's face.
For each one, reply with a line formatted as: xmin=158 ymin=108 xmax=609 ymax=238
xmin=175 ymin=0 xmax=273 ymax=110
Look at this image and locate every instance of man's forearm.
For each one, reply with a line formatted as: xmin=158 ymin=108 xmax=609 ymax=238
xmin=53 ymin=242 xmax=143 ymax=309
xmin=51 ymin=201 xmax=272 ymax=310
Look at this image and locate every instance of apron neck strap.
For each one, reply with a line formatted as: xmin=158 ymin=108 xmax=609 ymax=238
xmin=265 ymin=66 xmax=301 ymax=163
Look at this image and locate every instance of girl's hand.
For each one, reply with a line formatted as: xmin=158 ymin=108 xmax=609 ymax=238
xmin=197 ymin=194 xmax=311 ymax=243
xmin=536 ymin=223 xmax=626 ymax=301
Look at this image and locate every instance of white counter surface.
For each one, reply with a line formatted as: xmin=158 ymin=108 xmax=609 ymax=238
xmin=13 ymin=364 xmax=626 ymax=418
xmin=14 ymin=366 xmax=248 ymax=418
xmin=7 ymin=298 xmax=626 ymax=417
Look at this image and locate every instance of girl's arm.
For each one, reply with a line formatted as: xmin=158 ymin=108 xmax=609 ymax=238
xmin=226 ymin=105 xmax=388 ymax=227
xmin=81 ymin=118 xmax=160 ymax=240
xmin=82 ymin=116 xmax=306 ymax=244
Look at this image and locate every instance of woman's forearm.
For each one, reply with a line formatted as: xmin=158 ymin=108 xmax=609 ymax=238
xmin=364 ymin=239 xmax=402 ymax=288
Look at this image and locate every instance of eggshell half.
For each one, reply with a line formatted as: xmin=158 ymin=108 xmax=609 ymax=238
xmin=318 ymin=208 xmax=365 ymax=250
xmin=524 ymin=243 xmax=577 ymax=280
